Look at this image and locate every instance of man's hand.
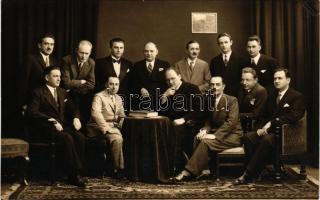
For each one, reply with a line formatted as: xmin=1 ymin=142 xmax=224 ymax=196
xmin=48 ymin=118 xmax=63 ymax=131
xmin=140 ymin=88 xmax=150 ymax=97
xmin=257 ymin=128 xmax=268 ymax=136
xmin=164 ymin=87 xmax=176 ymax=97
xmin=80 ymin=80 xmax=87 ymax=84
xmin=196 ymin=129 xmax=207 ymax=140
xmin=173 ymin=118 xmax=186 ymax=126
xmin=73 ymin=118 xmax=82 ymax=131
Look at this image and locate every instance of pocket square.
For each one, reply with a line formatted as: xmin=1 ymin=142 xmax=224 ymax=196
xmin=260 ymin=69 xmax=267 ymax=73
xmin=159 ymin=68 xmax=164 ymax=71
xmin=64 ymin=98 xmax=68 ymax=102
xmin=127 ymin=68 xmax=130 ymax=73
xmin=250 ymin=98 xmax=256 ymax=105
xmin=283 ymin=103 xmax=290 ymax=107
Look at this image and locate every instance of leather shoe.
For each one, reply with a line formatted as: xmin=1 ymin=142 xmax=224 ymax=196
xmin=233 ymin=174 xmax=254 ymax=185
xmin=174 ymin=170 xmax=193 ymax=182
xmin=68 ymin=175 xmax=87 ymax=187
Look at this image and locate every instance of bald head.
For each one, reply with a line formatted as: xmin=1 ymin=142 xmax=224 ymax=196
xmin=144 ymin=42 xmax=158 ymax=61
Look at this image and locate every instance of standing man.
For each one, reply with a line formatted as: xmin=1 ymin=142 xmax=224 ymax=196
xmin=131 ymin=42 xmax=170 ymax=110
xmin=174 ymin=40 xmax=211 ymax=93
xmin=86 ymin=76 xmax=125 ymax=179
xmin=161 ymin=68 xmax=203 ymax=172
xmin=20 ymin=34 xmax=58 ymax=111
xmin=245 ymin=35 xmax=278 ymax=91
xmin=238 ymin=67 xmax=268 ymax=129
xmin=61 ymin=40 xmax=95 ymax=124
xmin=234 ymin=68 xmax=305 ymax=184
xmin=210 ymin=33 xmax=244 ymax=97
xmin=174 ymin=76 xmax=243 ymax=181
xmin=28 ymin=66 xmax=87 ymax=187
xmin=95 ymin=38 xmax=133 ymax=97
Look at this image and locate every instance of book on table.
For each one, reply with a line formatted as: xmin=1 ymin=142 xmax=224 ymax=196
xmin=128 ymin=110 xmax=159 ymax=118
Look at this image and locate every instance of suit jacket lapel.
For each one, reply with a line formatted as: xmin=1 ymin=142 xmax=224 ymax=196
xmin=44 ymin=87 xmax=59 ymax=113
xmin=37 ymin=53 xmax=46 ymax=69
xmin=79 ymin=60 xmax=89 ymax=77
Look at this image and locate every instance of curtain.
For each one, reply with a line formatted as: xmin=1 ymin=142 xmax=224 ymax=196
xmin=2 ymin=0 xmax=99 ymax=138
xmin=250 ymin=0 xmax=319 ymax=166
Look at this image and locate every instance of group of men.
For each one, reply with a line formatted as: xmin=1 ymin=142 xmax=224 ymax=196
xmin=21 ymin=32 xmax=305 ymax=187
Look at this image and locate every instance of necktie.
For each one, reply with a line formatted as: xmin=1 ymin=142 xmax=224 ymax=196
xmin=276 ymin=93 xmax=281 ymax=104
xmin=251 ymin=59 xmax=256 ymax=67
xmin=189 ymin=61 xmax=195 ymax=71
xmin=53 ymin=88 xmax=58 ymax=103
xmin=45 ymin=56 xmax=50 ymax=67
xmin=147 ymin=63 xmax=153 ymax=73
xmin=224 ymin=54 xmax=228 ymax=66
xmin=112 ymin=59 xmax=120 ymax=64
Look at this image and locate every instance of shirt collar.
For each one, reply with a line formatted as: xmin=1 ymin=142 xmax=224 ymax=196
xmin=223 ymin=51 xmax=232 ymax=60
xmin=187 ymin=58 xmax=197 ymax=65
xmin=146 ymin=60 xmax=155 ymax=67
xmin=252 ymin=53 xmax=261 ymax=64
xmin=40 ymin=52 xmax=49 ymax=61
xmin=46 ymin=84 xmax=56 ymax=95
xmin=279 ymin=86 xmax=289 ymax=98
xmin=111 ymin=55 xmax=120 ymax=61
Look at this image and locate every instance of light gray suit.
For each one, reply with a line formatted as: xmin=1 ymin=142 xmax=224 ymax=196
xmin=86 ymin=90 xmax=125 ymax=170
xmin=174 ymin=58 xmax=211 ymax=92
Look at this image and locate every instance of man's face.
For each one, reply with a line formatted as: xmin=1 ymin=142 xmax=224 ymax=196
xmin=110 ymin=41 xmax=124 ymax=59
xmin=247 ymin=40 xmax=261 ymax=58
xmin=107 ymin=77 xmax=120 ymax=95
xmin=38 ymin=37 xmax=54 ymax=56
xmin=217 ymin=36 xmax=232 ymax=54
xmin=241 ymin=72 xmax=257 ymax=91
xmin=274 ymin=71 xmax=290 ymax=90
xmin=144 ymin=43 xmax=158 ymax=62
xmin=45 ymin=69 xmax=61 ymax=88
xmin=165 ymin=70 xmax=182 ymax=88
xmin=209 ymin=77 xmax=225 ymax=96
xmin=77 ymin=44 xmax=92 ymax=63
xmin=186 ymin=42 xmax=200 ymax=59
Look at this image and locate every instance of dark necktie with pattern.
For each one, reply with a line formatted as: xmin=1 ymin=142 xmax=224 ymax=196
xmin=224 ymin=54 xmax=228 ymax=66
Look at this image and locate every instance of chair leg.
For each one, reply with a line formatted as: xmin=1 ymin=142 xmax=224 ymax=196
xmin=50 ymin=151 xmax=56 ymax=184
xmin=215 ymin=156 xmax=220 ymax=181
xmin=299 ymin=155 xmax=307 ymax=180
xmin=20 ymin=156 xmax=30 ymax=186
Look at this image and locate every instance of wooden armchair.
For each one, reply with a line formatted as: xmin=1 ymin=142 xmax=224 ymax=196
xmin=274 ymin=113 xmax=307 ymax=181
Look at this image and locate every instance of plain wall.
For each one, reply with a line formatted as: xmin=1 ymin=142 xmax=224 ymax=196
xmin=96 ymin=0 xmax=252 ymax=64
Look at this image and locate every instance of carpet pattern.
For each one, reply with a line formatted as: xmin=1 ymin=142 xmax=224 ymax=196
xmin=11 ymin=173 xmax=318 ymax=200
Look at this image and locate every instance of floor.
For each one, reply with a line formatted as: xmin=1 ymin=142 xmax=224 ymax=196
xmin=1 ymin=165 xmax=319 ymax=199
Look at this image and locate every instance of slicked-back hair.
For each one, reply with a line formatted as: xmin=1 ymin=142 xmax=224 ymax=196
xmin=217 ymin=33 xmax=232 ymax=43
xmin=185 ymin=40 xmax=199 ymax=49
xmin=242 ymin=67 xmax=257 ymax=79
xmin=247 ymin=35 xmax=261 ymax=45
xmin=109 ymin=37 xmax=125 ymax=48
xmin=274 ymin=67 xmax=291 ymax=78
xmin=44 ymin=66 xmax=60 ymax=76
xmin=38 ymin=33 xmax=55 ymax=44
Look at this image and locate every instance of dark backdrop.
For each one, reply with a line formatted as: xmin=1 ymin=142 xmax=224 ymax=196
xmin=1 ymin=0 xmax=319 ymax=166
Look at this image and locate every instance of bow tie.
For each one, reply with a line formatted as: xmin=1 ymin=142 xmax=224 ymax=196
xmin=112 ymin=59 xmax=120 ymax=64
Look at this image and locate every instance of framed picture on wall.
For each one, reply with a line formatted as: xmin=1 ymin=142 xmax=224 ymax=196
xmin=191 ymin=12 xmax=217 ymax=33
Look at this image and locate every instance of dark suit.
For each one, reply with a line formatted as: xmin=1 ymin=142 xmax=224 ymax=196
xmin=185 ymin=94 xmax=243 ymax=176
xmin=20 ymin=53 xmax=59 ymax=105
xmin=238 ymin=83 xmax=268 ymax=129
xmin=61 ymin=54 xmax=95 ymax=124
xmin=210 ymin=52 xmax=244 ymax=97
xmin=27 ymin=86 xmax=86 ymax=176
xmin=131 ymin=59 xmax=170 ymax=110
xmin=243 ymin=87 xmax=305 ymax=178
xmin=95 ymin=56 xmax=133 ymax=94
xmin=160 ymin=82 xmax=203 ymax=168
xmin=245 ymin=54 xmax=278 ymax=91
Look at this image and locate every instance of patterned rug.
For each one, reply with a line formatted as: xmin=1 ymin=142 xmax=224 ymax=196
xmin=10 ymin=172 xmax=319 ymax=199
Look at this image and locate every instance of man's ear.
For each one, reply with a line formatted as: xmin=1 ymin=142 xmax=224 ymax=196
xmin=45 ymin=75 xmax=49 ymax=82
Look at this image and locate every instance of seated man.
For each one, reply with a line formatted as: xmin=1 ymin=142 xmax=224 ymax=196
xmin=86 ymin=76 xmax=125 ymax=178
xmin=234 ymin=67 xmax=306 ymax=184
xmin=174 ymin=76 xmax=243 ymax=181
xmin=238 ymin=67 xmax=268 ymax=130
xmin=27 ymin=66 xmax=86 ymax=187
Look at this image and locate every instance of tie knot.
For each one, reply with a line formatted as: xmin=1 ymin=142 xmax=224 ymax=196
xmin=112 ymin=59 xmax=120 ymax=64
